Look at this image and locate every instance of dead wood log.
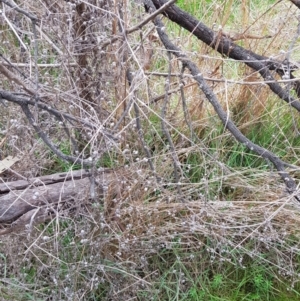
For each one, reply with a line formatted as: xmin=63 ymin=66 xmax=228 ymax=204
xmin=0 ymin=169 xmax=114 ymax=235
xmin=0 ymin=169 xmax=91 ymax=193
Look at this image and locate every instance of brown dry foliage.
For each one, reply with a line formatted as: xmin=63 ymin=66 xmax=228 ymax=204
xmin=1 ymin=0 xmax=300 ymax=300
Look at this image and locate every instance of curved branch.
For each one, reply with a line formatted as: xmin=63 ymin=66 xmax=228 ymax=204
xmin=0 ymin=90 xmax=117 ymax=166
xmin=21 ymin=104 xmax=89 ymax=166
xmin=0 ymin=90 xmax=116 ymax=138
xmin=145 ymin=0 xmax=300 ymax=111
xmin=146 ymin=1 xmax=299 ymax=201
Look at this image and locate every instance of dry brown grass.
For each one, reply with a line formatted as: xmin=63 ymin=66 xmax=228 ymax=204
xmin=1 ymin=0 xmax=300 ymax=300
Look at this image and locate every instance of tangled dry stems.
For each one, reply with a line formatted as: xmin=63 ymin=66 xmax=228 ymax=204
xmin=1 ymin=0 xmax=300 ymax=299
xmin=1 ymin=184 xmax=300 ymax=299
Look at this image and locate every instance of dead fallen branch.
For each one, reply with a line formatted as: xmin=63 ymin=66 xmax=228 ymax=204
xmin=0 ymin=169 xmax=114 ymax=235
xmin=145 ymin=0 xmax=300 ymax=203
xmin=145 ymin=0 xmax=300 ymax=106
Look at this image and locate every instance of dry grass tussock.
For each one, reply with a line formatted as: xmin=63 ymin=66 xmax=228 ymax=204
xmin=1 ymin=0 xmax=300 ymax=299
xmin=1 ymin=190 xmax=300 ymax=299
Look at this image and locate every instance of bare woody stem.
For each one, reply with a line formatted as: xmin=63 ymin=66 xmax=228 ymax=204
xmin=145 ymin=0 xmax=300 ymax=202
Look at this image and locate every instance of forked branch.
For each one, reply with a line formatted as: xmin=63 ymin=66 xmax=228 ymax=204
xmin=145 ymin=0 xmax=300 ymax=202
xmin=144 ymin=0 xmax=300 ymax=109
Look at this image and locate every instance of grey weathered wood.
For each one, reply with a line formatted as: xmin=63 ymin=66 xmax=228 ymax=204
xmin=0 ymin=177 xmax=91 ymax=223
xmin=0 ymin=169 xmax=115 ymax=233
xmin=0 ymin=169 xmax=91 ymax=193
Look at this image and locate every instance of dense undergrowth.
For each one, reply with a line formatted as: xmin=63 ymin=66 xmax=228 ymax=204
xmin=1 ymin=0 xmax=300 ymax=300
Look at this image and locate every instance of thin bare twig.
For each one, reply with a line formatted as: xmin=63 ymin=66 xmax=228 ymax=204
xmin=0 ymin=64 xmax=35 ymax=95
xmin=21 ymin=104 xmax=89 ymax=166
xmin=126 ymin=0 xmax=176 ymax=34
xmin=145 ymin=71 xmax=300 ymax=85
xmin=179 ymin=64 xmax=194 ymax=139
xmin=100 ymin=0 xmax=176 ymax=50
xmin=126 ymin=69 xmax=156 ymax=174
xmin=161 ymin=51 xmax=183 ymax=201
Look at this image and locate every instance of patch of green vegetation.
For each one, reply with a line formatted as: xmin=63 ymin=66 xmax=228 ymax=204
xmin=224 ymin=141 xmax=266 ymax=169
xmin=144 ymin=112 xmax=167 ymax=152
xmin=21 ymin=266 xmax=37 ymax=283
xmin=240 ymin=103 xmax=300 ymax=167
xmin=47 ymin=140 xmax=81 ymax=173
xmin=194 ymin=99 xmax=300 ymax=170
xmin=183 ymin=152 xmax=204 ymax=183
xmin=176 ymin=0 xmax=214 ymax=20
xmin=88 ymin=281 xmax=111 ymax=300
xmin=137 ymin=238 xmax=300 ymax=301
xmin=98 ymin=151 xmax=119 ymax=168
